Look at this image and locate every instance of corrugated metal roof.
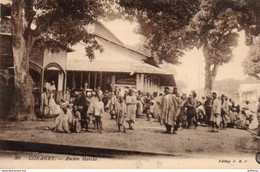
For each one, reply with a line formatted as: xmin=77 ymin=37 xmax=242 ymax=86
xmin=94 ymin=21 xmax=124 ymax=46
xmin=67 ymin=21 xmax=176 ymax=86
xmin=67 ymin=38 xmax=172 ymax=75
xmin=67 ymin=60 xmax=172 ymax=75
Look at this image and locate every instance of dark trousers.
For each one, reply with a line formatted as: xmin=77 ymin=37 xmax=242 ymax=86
xmin=221 ymin=112 xmax=226 ymax=129
xmin=146 ymin=109 xmax=150 ymax=120
xmin=187 ymin=107 xmax=197 ymax=128
xmin=165 ymin=124 xmax=172 ymax=133
xmin=174 ymin=116 xmax=182 ymax=131
xmin=95 ymin=116 xmax=102 ymax=131
xmin=187 ymin=114 xmax=198 ymax=128
xmin=80 ymin=108 xmax=87 ymax=128
xmin=205 ymin=109 xmax=211 ymax=124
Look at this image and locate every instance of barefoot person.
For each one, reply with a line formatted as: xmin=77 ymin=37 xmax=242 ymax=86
xmin=210 ymin=92 xmax=221 ymax=132
xmin=144 ymin=93 xmax=151 ymax=121
xmin=186 ymin=91 xmax=198 ymax=129
xmin=107 ymin=91 xmax=118 ymax=119
xmin=116 ymin=96 xmax=127 ymax=132
xmin=125 ymin=89 xmax=137 ymax=130
xmin=154 ymin=93 xmax=164 ymax=124
xmin=161 ymin=87 xmax=179 ymax=134
xmin=92 ymin=95 xmax=104 ymax=133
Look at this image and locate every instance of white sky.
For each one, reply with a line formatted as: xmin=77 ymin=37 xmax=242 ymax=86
xmin=103 ymin=19 xmax=142 ymax=46
xmin=104 ymin=19 xmax=250 ymax=93
xmin=1 ymin=0 xmax=9 ymax=4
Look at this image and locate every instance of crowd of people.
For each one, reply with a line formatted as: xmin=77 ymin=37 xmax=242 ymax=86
xmin=40 ymin=82 xmax=260 ymax=136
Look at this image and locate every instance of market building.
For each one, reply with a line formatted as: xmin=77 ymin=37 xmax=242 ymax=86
xmin=65 ymin=21 xmax=175 ymax=94
xmin=0 ymin=3 xmax=176 ymax=103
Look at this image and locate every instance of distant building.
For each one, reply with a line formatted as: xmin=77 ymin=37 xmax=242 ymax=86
xmin=238 ymin=83 xmax=260 ymax=111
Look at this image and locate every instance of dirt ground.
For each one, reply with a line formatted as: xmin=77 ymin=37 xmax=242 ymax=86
xmin=0 ymin=112 xmax=259 ymax=158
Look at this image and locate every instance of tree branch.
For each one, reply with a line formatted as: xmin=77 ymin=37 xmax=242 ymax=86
xmin=24 ymin=0 xmax=36 ymax=31
xmin=212 ymin=63 xmax=220 ymax=77
xmin=33 ymin=13 xmax=53 ymax=37
xmin=33 ymin=23 xmax=45 ymax=37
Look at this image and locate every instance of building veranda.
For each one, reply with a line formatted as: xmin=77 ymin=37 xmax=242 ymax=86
xmin=0 ymin=4 xmax=175 ymax=118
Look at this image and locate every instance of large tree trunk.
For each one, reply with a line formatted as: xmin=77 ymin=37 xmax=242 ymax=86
xmin=203 ymin=46 xmax=220 ymax=96
xmin=10 ymin=0 xmax=36 ymax=120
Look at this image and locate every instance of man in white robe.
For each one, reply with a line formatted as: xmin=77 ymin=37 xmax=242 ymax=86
xmin=210 ymin=92 xmax=221 ymax=132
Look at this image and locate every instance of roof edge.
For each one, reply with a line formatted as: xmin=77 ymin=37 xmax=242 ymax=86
xmin=95 ymin=21 xmax=124 ymax=45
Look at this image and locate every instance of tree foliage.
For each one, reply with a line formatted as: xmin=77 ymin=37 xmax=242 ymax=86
xmin=119 ymin=0 xmax=260 ymax=94
xmin=22 ymin=0 xmax=110 ymax=59
xmin=189 ymin=0 xmax=240 ymax=64
xmin=236 ymin=0 xmax=260 ymax=45
xmin=5 ymin=0 xmax=111 ymax=120
xmin=243 ymin=36 xmax=260 ymax=79
xmin=119 ymin=0 xmax=200 ymax=64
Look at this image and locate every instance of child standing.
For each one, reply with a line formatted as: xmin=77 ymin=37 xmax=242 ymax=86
xmin=144 ymin=93 xmax=151 ymax=121
xmin=93 ymin=95 xmax=104 ymax=133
